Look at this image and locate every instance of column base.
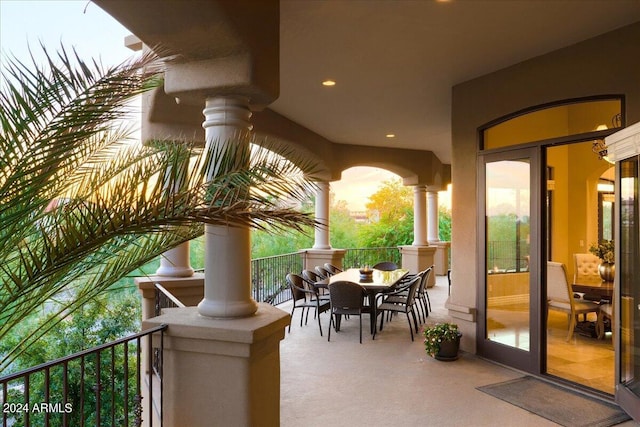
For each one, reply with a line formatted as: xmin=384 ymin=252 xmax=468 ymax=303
xmin=301 ymin=248 xmax=347 ymax=271
xmin=143 ymin=304 xmax=290 ymax=427
xmin=197 ymin=297 xmax=258 ymax=318
xmin=430 ymin=241 xmax=451 ymax=275
xmin=399 ymin=245 xmax=436 ymax=287
xmin=155 ymin=265 xmax=196 ymax=277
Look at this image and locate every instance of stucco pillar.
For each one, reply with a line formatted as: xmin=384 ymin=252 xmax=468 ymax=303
xmin=156 ymin=243 xmax=194 ymax=277
xmin=412 ymin=185 xmax=428 ymax=246
xmin=143 ymin=304 xmax=289 ymax=427
xmin=313 ymin=181 xmax=331 ymax=249
xmin=197 ymin=96 xmax=258 ymax=318
xmin=427 ymin=190 xmax=440 ymax=243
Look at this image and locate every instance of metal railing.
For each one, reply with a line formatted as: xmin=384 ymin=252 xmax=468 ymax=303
xmin=190 ymin=247 xmax=402 ymax=306
xmin=155 ymin=283 xmax=186 ymax=317
xmin=1 ymin=324 xmax=167 ymax=427
xmin=487 ymin=240 xmax=530 ymax=272
xmin=251 ymin=252 xmax=304 ymax=305
xmin=343 ymin=247 xmax=401 ymax=269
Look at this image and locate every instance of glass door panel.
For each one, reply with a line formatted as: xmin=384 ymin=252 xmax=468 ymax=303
xmin=486 ymin=159 xmax=531 ymax=351
xmin=618 ymin=157 xmax=640 ymax=420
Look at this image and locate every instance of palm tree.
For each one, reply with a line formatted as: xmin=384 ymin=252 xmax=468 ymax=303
xmin=0 ymin=46 xmax=318 ymax=371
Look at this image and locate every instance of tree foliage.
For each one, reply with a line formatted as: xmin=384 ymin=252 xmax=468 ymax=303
xmin=1 ymin=288 xmax=144 ymax=427
xmin=358 ymin=178 xmax=414 ymax=247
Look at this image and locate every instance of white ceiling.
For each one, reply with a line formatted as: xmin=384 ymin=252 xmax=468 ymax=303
xmin=272 ymin=0 xmax=640 ymax=164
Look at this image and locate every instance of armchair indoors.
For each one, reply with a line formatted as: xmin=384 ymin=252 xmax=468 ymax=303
xmin=573 ymin=253 xmax=603 ymax=301
xmin=573 ymin=253 xmax=601 ymax=282
xmin=547 ymin=261 xmax=600 ymax=341
xmin=596 ymin=301 xmax=614 ymax=340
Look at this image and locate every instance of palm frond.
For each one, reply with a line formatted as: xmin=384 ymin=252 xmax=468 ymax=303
xmin=0 ymin=44 xmax=320 ymax=370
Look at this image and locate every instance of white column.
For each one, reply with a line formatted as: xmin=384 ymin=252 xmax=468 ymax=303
xmin=156 ymin=243 xmax=194 ymax=277
xmin=313 ymin=181 xmax=331 ymax=249
xmin=413 ymin=185 xmax=428 ymax=246
xmin=427 ymin=190 xmax=440 ymax=243
xmin=197 ymin=96 xmax=257 ymax=318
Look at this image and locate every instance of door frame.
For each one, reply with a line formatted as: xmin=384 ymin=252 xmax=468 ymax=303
xmin=614 ymin=154 xmax=639 ymax=419
xmin=477 ymin=147 xmax=542 ymax=372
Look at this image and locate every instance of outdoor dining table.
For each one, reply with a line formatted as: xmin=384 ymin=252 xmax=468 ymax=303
xmin=315 ymin=268 xmax=410 ymax=335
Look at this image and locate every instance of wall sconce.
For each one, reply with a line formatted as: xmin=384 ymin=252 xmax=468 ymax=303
xmin=592 ymin=114 xmax=622 ymax=162
xmin=592 ymin=124 xmax=610 ymax=161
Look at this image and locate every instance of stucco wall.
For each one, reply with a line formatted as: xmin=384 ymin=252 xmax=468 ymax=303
xmin=450 ymin=22 xmax=640 ymax=352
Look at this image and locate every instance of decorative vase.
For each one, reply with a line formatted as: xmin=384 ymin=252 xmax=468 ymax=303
xmin=359 ymin=268 xmax=373 ymax=282
xmin=598 ymin=262 xmax=615 ymax=282
xmin=435 ymin=332 xmax=462 ymax=361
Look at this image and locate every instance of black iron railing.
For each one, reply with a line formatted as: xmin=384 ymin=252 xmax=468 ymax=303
xmin=155 ymin=283 xmax=186 ymax=317
xmin=487 ymin=240 xmax=530 ymax=272
xmin=343 ymin=247 xmax=401 ymax=269
xmin=1 ymin=324 xmax=167 ymax=427
xmin=192 ymin=247 xmax=402 ymax=306
xmin=251 ymin=252 xmax=304 ymax=305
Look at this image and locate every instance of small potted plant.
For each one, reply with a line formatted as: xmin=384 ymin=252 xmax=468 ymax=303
xmin=423 ymin=322 xmax=462 ymax=361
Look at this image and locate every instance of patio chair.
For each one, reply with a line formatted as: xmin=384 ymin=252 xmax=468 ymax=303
xmin=302 ymin=269 xmax=330 ymax=301
xmin=374 ymin=275 xmax=421 ymax=341
xmin=379 ymin=268 xmax=429 ymax=323
xmin=547 ymin=261 xmax=600 ymax=341
xmin=286 ymin=273 xmax=330 ymax=336
xmin=373 ymin=261 xmax=399 ymax=271
xmin=324 ymin=263 xmax=343 ymax=274
xmin=415 ymin=266 xmax=433 ymax=322
xmin=328 ymin=280 xmax=368 ymax=343
xmin=315 ymin=265 xmax=333 ymax=278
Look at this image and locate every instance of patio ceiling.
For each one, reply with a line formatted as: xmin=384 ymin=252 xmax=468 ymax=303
xmin=95 ymin=0 xmax=640 ymax=165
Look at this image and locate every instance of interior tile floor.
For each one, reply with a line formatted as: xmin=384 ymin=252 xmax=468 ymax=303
xmin=547 ymin=310 xmax=615 ymax=394
xmin=279 ymin=275 xmax=637 ymax=426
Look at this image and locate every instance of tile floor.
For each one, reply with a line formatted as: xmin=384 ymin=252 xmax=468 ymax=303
xmin=279 ymin=275 xmax=637 ymax=426
xmin=547 ymin=310 xmax=615 ymax=394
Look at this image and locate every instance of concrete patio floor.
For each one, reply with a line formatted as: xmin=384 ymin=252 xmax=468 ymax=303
xmin=278 ymin=274 xmax=636 ymax=427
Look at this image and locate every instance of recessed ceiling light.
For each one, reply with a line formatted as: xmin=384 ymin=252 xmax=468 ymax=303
xmin=322 ymin=80 xmax=336 ymax=87
xmin=386 ymin=134 xmax=396 ymax=138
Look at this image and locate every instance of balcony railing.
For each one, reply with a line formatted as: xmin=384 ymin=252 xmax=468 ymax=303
xmin=251 ymin=252 xmax=304 ymax=305
xmin=342 ymin=247 xmax=401 ymax=269
xmin=1 ymin=324 xmax=167 ymax=427
xmin=155 ymin=283 xmax=186 ymax=317
xmin=248 ymin=247 xmax=401 ymax=306
xmin=487 ymin=240 xmax=530 ymax=273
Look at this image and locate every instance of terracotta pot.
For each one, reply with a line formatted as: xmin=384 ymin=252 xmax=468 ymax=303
xmin=435 ymin=332 xmax=462 ymax=361
xmin=598 ymin=262 xmax=615 ymax=282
